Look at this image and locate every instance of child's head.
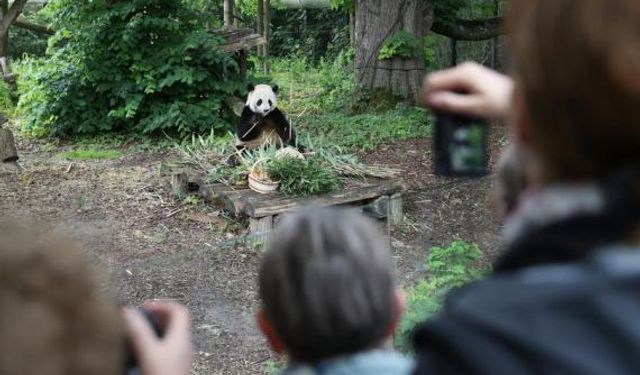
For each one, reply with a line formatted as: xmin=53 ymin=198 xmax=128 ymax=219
xmin=257 ymin=206 xmax=402 ymax=363
xmin=508 ymin=0 xmax=640 ymax=184
xmin=0 ymin=226 xmax=124 ymax=375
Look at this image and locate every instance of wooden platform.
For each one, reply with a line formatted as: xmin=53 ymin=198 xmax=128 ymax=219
xmin=207 ymin=178 xmax=405 ymax=242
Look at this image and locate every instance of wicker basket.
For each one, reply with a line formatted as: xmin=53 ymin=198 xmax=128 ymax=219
xmin=248 ymin=173 xmax=280 ymax=194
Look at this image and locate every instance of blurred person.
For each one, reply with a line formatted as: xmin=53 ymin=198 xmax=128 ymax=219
xmin=415 ymin=0 xmax=640 ymax=373
xmin=257 ymin=206 xmax=414 ymax=375
xmin=0 ymin=225 xmax=193 ymax=375
xmin=495 ymin=143 xmax=531 ymax=218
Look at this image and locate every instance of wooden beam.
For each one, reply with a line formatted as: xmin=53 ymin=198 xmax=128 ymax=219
xmin=277 ymin=0 xmax=331 ymax=8
xmin=245 ymin=179 xmax=405 ymax=218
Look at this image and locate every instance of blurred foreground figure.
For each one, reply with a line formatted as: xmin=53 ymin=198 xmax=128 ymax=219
xmin=419 ymin=0 xmax=640 ymax=374
xmin=257 ymin=207 xmax=414 ymax=374
xmin=0 ymin=226 xmax=193 ymax=375
xmin=0 ymin=227 xmax=124 ymax=375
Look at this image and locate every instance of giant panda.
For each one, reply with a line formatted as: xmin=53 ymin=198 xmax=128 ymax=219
xmin=235 ymin=83 xmax=297 ymax=154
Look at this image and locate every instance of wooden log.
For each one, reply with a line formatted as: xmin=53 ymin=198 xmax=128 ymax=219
xmin=250 ymin=215 xmax=273 ymax=245
xmin=171 ymin=172 xmax=188 ymax=198
xmin=245 ymin=179 xmax=405 ymax=218
xmin=0 ymin=127 xmax=18 ymax=163
xmin=389 ymin=193 xmax=403 ymax=226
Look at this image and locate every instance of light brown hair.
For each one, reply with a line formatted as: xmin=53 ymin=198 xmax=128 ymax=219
xmin=0 ymin=226 xmax=124 ymax=375
xmin=258 ymin=206 xmax=396 ymax=363
xmin=508 ymin=0 xmax=640 ymax=182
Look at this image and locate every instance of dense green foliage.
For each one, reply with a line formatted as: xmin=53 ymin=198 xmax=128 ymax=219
xmin=270 ymin=8 xmax=349 ymax=61
xmin=268 ymin=157 xmax=341 ymax=196
xmin=395 ymin=240 xmax=488 ymax=353
xmin=18 ymin=0 xmax=243 ymax=137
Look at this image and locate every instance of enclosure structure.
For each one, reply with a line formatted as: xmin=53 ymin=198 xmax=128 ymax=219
xmin=217 ymin=27 xmax=266 ymax=77
xmin=174 ymin=172 xmax=405 ymax=243
xmin=217 ymin=178 xmax=405 ymax=242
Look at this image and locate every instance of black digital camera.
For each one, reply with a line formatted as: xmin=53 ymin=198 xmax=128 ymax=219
xmin=433 ymin=112 xmax=488 ymax=177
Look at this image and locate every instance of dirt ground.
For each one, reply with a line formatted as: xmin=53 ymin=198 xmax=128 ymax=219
xmin=0 ymin=124 xmax=506 ymax=374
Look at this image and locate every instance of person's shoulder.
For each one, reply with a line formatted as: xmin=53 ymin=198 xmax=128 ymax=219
xmin=283 ymin=349 xmax=415 ymax=375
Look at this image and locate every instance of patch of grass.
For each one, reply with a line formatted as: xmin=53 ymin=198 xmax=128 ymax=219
xmin=394 ymin=240 xmax=489 ymax=353
xmin=59 ymin=148 xmax=123 ymax=160
xmin=300 ymin=107 xmax=431 ymax=151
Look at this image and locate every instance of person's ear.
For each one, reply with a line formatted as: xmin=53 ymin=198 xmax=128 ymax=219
xmin=247 ymin=83 xmax=256 ymax=92
xmin=256 ymin=308 xmax=286 ymax=354
xmin=385 ymin=289 xmax=406 ymax=339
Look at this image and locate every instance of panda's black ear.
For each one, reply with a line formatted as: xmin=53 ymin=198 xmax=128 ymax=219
xmin=247 ymin=83 xmax=255 ymax=92
xmin=272 ymin=84 xmax=279 ymax=94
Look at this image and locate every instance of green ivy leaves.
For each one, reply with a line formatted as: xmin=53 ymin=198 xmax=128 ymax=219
xmin=378 ymin=30 xmax=423 ymax=60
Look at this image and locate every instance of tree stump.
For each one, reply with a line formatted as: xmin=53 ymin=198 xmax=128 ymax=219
xmin=0 ymin=127 xmax=18 ymax=163
xmin=171 ymin=172 xmax=189 ymax=198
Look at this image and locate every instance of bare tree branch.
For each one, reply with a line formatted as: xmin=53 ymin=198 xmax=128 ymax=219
xmin=14 ymin=18 xmax=54 ymax=35
xmin=432 ymin=16 xmax=505 ymax=41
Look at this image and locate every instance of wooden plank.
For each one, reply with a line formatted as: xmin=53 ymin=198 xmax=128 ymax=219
xmin=221 ymin=35 xmax=266 ymax=52
xmin=245 ymin=179 xmax=404 ymax=218
xmin=250 ymin=216 xmax=273 ymax=245
xmin=389 ymin=193 xmax=403 ymax=225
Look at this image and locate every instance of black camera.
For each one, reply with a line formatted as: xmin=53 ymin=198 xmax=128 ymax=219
xmin=434 ymin=112 xmax=488 ymax=177
xmin=125 ymin=308 xmax=164 ymax=375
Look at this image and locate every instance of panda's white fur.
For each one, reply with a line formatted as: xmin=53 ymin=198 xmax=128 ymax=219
xmin=246 ymin=84 xmax=278 ymax=116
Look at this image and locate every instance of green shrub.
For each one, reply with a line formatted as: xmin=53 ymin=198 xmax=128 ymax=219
xmin=18 ymin=0 xmax=243 ymax=137
xmin=394 ymin=240 xmax=488 ymax=353
xmin=0 ymin=79 xmax=14 ymax=117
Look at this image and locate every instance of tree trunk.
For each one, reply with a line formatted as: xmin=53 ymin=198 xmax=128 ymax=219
xmin=223 ymin=0 xmax=235 ymax=27
xmin=257 ymin=0 xmax=264 ymax=68
xmin=263 ymin=0 xmax=270 ymax=75
xmin=0 ymin=0 xmax=8 ymax=57
xmin=354 ymin=0 xmax=432 ymax=103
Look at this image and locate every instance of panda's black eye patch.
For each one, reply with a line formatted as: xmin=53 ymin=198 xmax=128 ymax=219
xmin=268 ymin=100 xmax=273 ymax=106
xmin=257 ymin=99 xmax=263 ymax=106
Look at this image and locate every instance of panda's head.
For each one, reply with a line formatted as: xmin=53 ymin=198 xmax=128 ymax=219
xmin=246 ymin=83 xmax=278 ymax=116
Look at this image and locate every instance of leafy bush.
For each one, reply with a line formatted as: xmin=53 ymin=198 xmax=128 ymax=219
xmin=268 ymin=156 xmax=341 ymax=196
xmin=18 ymin=0 xmax=244 ymax=137
xmin=268 ymin=7 xmax=349 ymax=62
xmin=394 ymin=240 xmax=488 ymax=353
xmin=0 ymin=79 xmax=14 ymax=116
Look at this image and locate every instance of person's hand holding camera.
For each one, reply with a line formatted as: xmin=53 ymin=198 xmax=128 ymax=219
xmin=124 ymin=301 xmax=193 ymax=375
xmin=424 ymin=62 xmax=514 ymax=120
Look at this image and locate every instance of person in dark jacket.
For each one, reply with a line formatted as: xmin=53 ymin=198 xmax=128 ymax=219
xmin=418 ymin=0 xmax=640 ymax=373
